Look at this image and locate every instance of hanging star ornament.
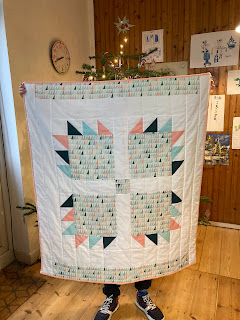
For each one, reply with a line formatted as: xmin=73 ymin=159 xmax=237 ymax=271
xmin=114 ymin=16 xmax=134 ymax=34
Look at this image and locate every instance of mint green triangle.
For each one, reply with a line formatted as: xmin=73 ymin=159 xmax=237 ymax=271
xmin=82 ymin=122 xmax=97 ymax=135
xmin=57 ymin=165 xmax=71 ymax=178
xmin=171 ymin=205 xmax=181 ymax=217
xmin=172 ymin=146 xmax=184 ymax=160
xmin=89 ymin=236 xmax=102 ymax=248
xmin=63 ymin=223 xmax=75 ymax=235
xmin=159 ymin=231 xmax=170 ymax=243
xmin=159 ymin=119 xmax=172 ymax=132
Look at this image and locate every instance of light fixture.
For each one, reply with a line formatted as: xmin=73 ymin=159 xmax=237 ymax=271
xmin=114 ymin=59 xmax=118 ymax=63
xmin=89 ymin=76 xmax=93 ymax=80
xmin=120 ymin=44 xmax=123 ymax=48
xmin=124 ymin=37 xmax=128 ymax=42
xmin=102 ymin=74 xmax=106 ymax=79
xmin=120 ymin=51 xmax=123 ymax=55
xmin=236 ymin=24 xmax=240 ymax=33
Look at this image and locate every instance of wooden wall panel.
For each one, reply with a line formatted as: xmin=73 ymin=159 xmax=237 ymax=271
xmin=93 ymin=0 xmax=240 ymax=225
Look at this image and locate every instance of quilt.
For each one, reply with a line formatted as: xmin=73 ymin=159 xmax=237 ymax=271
xmin=24 ymin=74 xmax=210 ymax=284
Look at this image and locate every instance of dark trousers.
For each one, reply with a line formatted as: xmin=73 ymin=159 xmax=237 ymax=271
xmin=103 ymin=280 xmax=152 ymax=297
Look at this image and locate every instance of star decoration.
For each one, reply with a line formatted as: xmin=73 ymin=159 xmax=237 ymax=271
xmin=114 ymin=16 xmax=134 ymax=34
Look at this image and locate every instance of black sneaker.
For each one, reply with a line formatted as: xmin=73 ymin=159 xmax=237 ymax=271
xmin=136 ymin=293 xmax=165 ymax=320
xmin=94 ymin=294 xmax=119 ymax=320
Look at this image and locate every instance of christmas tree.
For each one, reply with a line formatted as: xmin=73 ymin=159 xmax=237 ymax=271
xmin=76 ymin=16 xmax=173 ymax=81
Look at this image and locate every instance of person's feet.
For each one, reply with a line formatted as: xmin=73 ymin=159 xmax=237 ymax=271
xmin=136 ymin=293 xmax=165 ymax=320
xmin=94 ymin=294 xmax=119 ymax=320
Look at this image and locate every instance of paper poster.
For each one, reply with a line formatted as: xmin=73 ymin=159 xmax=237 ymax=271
xmin=155 ymin=61 xmax=188 ymax=76
xmin=232 ymin=117 xmax=240 ymax=149
xmin=207 ymin=95 xmax=225 ymax=132
xmin=205 ymin=134 xmax=230 ymax=165
xmin=190 ymin=30 xmax=239 ymax=68
xmin=227 ymin=70 xmax=240 ymax=95
xmin=142 ymin=29 xmax=164 ymax=63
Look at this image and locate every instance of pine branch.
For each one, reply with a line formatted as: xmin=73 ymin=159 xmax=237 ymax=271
xmin=88 ymin=48 xmax=158 ymax=61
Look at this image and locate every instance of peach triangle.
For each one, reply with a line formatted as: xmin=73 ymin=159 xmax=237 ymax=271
xmin=75 ymin=235 xmax=88 ymax=248
xmin=172 ymin=131 xmax=184 ymax=146
xmin=53 ymin=135 xmax=69 ymax=149
xmin=97 ymin=121 xmax=112 ymax=135
xmin=62 ymin=208 xmax=74 ymax=221
xmin=133 ymin=235 xmax=145 ymax=247
xmin=130 ymin=118 xmax=143 ymax=134
xmin=170 ymin=218 xmax=181 ymax=230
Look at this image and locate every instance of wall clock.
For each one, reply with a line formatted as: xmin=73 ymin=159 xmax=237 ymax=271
xmin=51 ymin=40 xmax=70 ymax=74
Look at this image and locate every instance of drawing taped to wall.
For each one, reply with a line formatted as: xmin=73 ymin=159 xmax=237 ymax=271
xmin=232 ymin=117 xmax=240 ymax=149
xmin=227 ymin=70 xmax=240 ymax=95
xmin=190 ymin=30 xmax=239 ymax=68
xmin=207 ymin=95 xmax=225 ymax=132
xmin=154 ymin=61 xmax=188 ymax=76
xmin=205 ymin=134 xmax=230 ymax=165
xmin=142 ymin=29 xmax=164 ymax=63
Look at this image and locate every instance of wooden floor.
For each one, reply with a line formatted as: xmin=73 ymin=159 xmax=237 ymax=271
xmin=8 ymin=226 xmax=240 ymax=320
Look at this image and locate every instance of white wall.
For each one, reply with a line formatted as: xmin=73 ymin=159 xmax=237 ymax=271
xmin=2 ymin=0 xmax=95 ymax=264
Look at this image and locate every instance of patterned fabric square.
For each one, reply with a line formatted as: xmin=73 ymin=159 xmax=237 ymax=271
xmin=73 ymin=194 xmax=117 ymax=237
xmin=68 ymin=135 xmax=114 ymax=180
xmin=131 ymin=191 xmax=171 ymax=236
xmin=115 ymin=179 xmax=130 ymax=194
xmin=128 ymin=132 xmax=172 ymax=178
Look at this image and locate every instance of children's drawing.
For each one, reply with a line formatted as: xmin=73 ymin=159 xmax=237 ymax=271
xmin=190 ymin=30 xmax=239 ymax=68
xmin=232 ymin=117 xmax=240 ymax=149
xmin=207 ymin=95 xmax=225 ymax=132
xmin=142 ymin=29 xmax=164 ymax=63
xmin=205 ymin=134 xmax=230 ymax=165
xmin=227 ymin=70 xmax=240 ymax=94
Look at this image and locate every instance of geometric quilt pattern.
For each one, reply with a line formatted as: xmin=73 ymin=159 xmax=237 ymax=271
xmin=131 ymin=191 xmax=171 ymax=236
xmin=128 ymin=117 xmax=184 ymax=178
xmin=128 ymin=132 xmax=172 ymax=178
xmin=131 ymin=190 xmax=182 ymax=247
xmin=61 ymin=194 xmax=117 ymax=249
xmin=24 ymin=74 xmax=210 ymax=284
xmin=54 ymin=120 xmax=114 ymax=180
xmin=69 ymin=135 xmax=114 ymax=180
xmin=115 ymin=179 xmax=130 ymax=194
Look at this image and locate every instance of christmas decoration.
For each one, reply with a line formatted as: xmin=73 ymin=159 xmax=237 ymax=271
xmin=77 ymin=47 xmax=174 ymax=81
xmin=77 ymin=21 xmax=173 ymax=81
xmin=114 ymin=16 xmax=134 ymax=34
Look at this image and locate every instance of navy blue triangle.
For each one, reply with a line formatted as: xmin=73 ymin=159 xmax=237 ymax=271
xmin=172 ymin=192 xmax=182 ymax=204
xmin=61 ymin=195 xmax=73 ymax=207
xmin=144 ymin=118 xmax=157 ymax=133
xmin=103 ymin=237 xmax=116 ymax=249
xmin=172 ymin=160 xmax=184 ymax=175
xmin=146 ymin=233 xmax=158 ymax=245
xmin=56 ymin=150 xmax=69 ymax=164
xmin=67 ymin=121 xmax=82 ymax=135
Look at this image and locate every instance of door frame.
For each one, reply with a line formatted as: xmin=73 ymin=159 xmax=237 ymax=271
xmin=0 ymin=88 xmax=14 ymax=269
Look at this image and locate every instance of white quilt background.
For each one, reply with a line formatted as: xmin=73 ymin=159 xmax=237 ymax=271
xmin=24 ymin=75 xmax=210 ymax=283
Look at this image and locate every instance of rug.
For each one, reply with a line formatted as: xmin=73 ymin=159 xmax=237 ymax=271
xmin=0 ymin=261 xmax=45 ymax=319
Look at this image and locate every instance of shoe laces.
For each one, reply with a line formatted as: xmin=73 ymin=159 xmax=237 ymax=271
xmin=100 ymin=295 xmax=114 ymax=314
xmin=142 ymin=294 xmax=157 ymax=311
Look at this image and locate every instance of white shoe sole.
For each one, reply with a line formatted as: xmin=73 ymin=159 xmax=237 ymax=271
xmin=135 ymin=301 xmax=165 ymax=320
xmin=107 ymin=303 xmax=120 ymax=320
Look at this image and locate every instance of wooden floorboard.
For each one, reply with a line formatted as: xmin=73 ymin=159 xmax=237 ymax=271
xmin=189 ymin=225 xmax=207 ymax=271
xmin=8 ymin=226 xmax=240 ymax=320
xmin=215 ymin=276 xmax=240 ymax=320
xmin=219 ymin=228 xmax=240 ymax=280
xmin=199 ymin=226 xmax=222 ymax=275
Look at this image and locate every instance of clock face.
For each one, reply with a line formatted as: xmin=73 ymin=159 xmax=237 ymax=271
xmin=51 ymin=41 xmax=70 ymax=74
